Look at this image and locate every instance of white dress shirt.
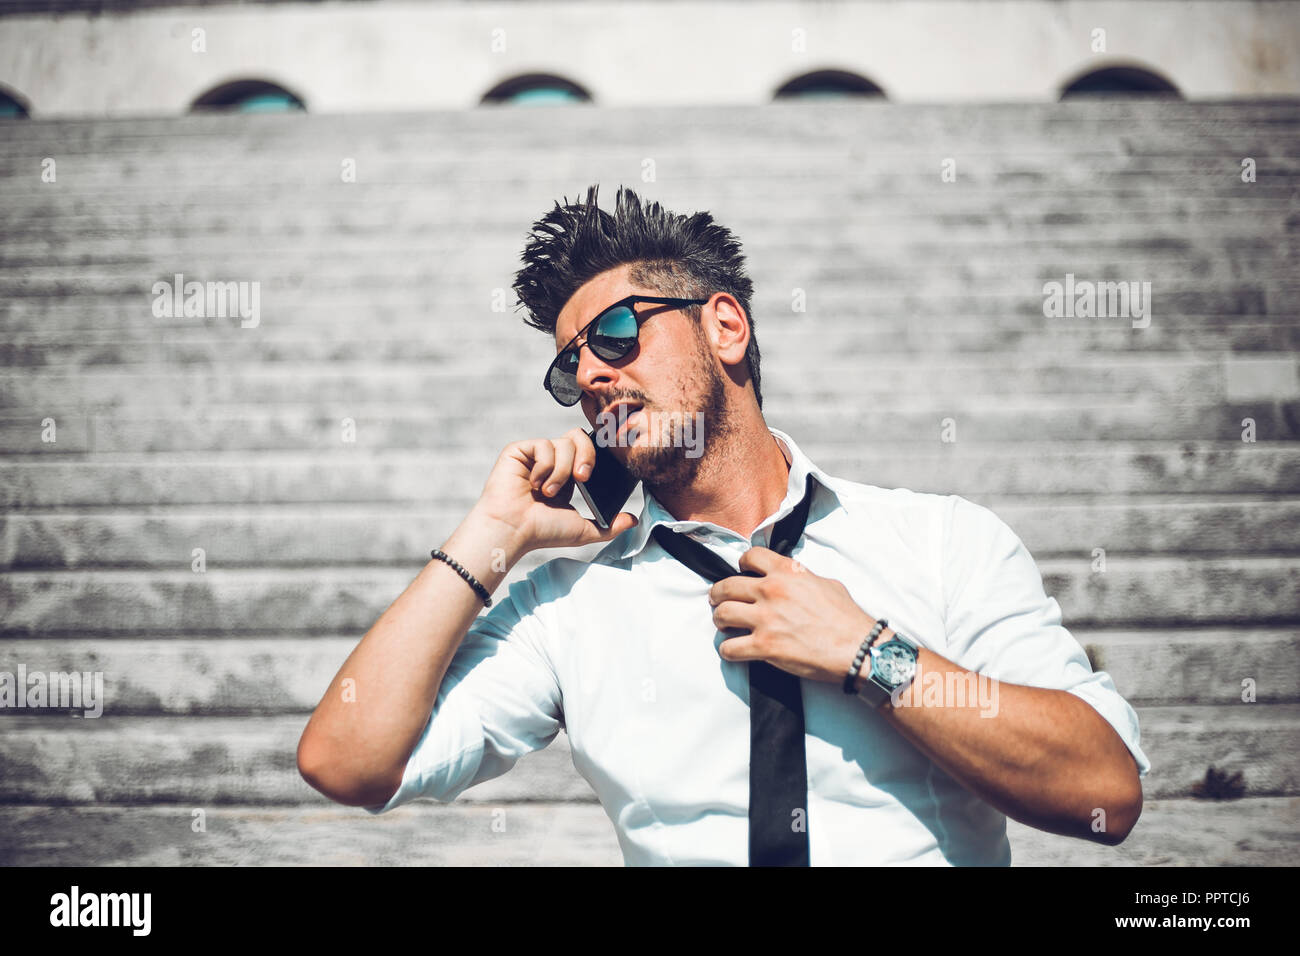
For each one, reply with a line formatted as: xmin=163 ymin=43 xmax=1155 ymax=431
xmin=367 ymin=426 xmax=1151 ymax=865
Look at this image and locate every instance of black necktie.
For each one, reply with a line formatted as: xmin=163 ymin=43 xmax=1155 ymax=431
xmin=651 ymin=472 xmax=816 ymax=866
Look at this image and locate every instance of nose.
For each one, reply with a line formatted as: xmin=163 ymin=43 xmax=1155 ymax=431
xmin=573 ymin=337 xmax=620 ymax=397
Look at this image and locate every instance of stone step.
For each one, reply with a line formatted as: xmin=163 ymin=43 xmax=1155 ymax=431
xmin=3 ymin=274 xmax=1293 ymax=313
xmin=5 ymin=197 xmax=1295 ymax=247
xmin=3 ymin=400 xmax=1297 ymax=454
xmin=3 ymin=794 xmax=1296 ymax=866
xmin=3 ymin=443 xmax=1297 ymax=507
xmin=3 ymin=124 xmax=1297 ymax=170
xmin=5 ymin=171 xmax=1295 ymax=209
xmin=2 ymin=284 xmax=1284 ymax=327
xmin=0 ymin=796 xmax=1294 ymax=866
xmin=1082 ymin=630 xmax=1300 ymax=706
xmin=0 ymin=628 xmax=1292 ymax=713
xmin=2 ymin=100 xmax=1294 ymax=157
xmin=0 ymin=357 xmax=1248 ymax=408
xmin=0 ymin=802 xmax=628 ymax=867
xmin=2 ymin=556 xmax=1297 ymax=633
xmin=0 ymin=705 xmax=1295 ymax=803
xmin=3 ymin=192 xmax=1295 ymax=228
xmin=6 ymin=321 xmax=1300 ymax=364
xmin=2 ymin=246 xmax=1292 ymax=291
xmin=3 ymin=240 xmax=1290 ymax=279
xmin=3 ymin=496 xmax=1297 ymax=570
xmin=2 ymin=205 xmax=1294 ymax=249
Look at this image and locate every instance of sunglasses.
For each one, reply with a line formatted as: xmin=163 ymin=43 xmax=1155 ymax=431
xmin=544 ymin=294 xmax=710 ymax=406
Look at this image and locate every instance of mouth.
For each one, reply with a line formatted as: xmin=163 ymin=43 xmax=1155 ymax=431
xmin=602 ymin=400 xmax=645 ymax=436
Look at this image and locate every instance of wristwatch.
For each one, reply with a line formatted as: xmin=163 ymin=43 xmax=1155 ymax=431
xmin=856 ymin=628 xmax=919 ymax=708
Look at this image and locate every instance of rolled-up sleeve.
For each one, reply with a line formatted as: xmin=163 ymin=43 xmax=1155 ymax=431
xmin=938 ymin=495 xmax=1151 ymax=778
xmin=364 ymin=567 xmax=564 ymax=814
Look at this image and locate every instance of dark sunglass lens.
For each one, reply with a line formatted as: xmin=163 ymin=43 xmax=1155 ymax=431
xmin=548 ymin=350 xmax=583 ymax=405
xmin=590 ymin=306 xmax=638 ymax=360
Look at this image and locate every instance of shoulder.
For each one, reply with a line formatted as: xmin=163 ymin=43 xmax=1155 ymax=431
xmin=818 ymin=472 xmax=959 ymax=539
xmin=939 ymin=494 xmax=1025 ymax=557
xmin=817 ymin=474 xmax=1025 ymax=573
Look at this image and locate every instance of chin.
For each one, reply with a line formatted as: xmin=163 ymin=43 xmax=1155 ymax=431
xmin=626 ymin=441 xmax=701 ymax=488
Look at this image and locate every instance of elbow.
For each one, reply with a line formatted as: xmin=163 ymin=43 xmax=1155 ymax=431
xmin=297 ymin=729 xmax=401 ymax=809
xmin=1092 ymin=767 xmax=1143 ymax=846
xmin=296 ymin=730 xmax=346 ymax=803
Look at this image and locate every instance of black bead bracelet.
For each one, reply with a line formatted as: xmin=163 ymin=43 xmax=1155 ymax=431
xmin=430 ymin=549 xmax=492 ymax=608
xmin=844 ymin=618 xmax=888 ymax=694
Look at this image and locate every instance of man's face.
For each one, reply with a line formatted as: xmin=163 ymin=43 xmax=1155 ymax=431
xmin=552 ymin=264 xmax=734 ymax=490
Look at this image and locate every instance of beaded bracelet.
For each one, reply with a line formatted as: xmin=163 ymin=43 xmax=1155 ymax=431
xmin=843 ymin=618 xmax=888 ymax=694
xmin=430 ymin=549 xmax=492 ymax=608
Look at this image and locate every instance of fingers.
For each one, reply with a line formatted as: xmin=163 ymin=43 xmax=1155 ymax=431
xmin=609 ymin=510 xmax=639 ymax=534
xmin=544 ymin=439 xmax=577 ymax=497
xmin=708 ymin=576 xmax=762 ymax=607
xmin=523 ymin=439 xmax=555 ymax=491
xmin=567 ymin=427 xmax=597 ymax=482
xmin=524 ymin=436 xmax=579 ymax=497
xmin=717 ymin=634 xmax=763 ymax=663
xmin=494 ymin=433 xmax=632 ymax=555
xmin=517 ymin=429 xmax=599 ymax=496
xmin=577 ymin=510 xmax=639 ymax=546
xmin=737 ymin=546 xmax=785 ymax=575
xmin=711 ymin=598 xmax=760 ymax=633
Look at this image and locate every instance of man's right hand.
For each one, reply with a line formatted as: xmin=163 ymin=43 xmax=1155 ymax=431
xmin=473 ymin=426 xmax=639 ymax=556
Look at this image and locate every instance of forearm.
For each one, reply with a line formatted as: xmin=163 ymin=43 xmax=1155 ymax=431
xmin=864 ymin=638 xmax=1143 ymax=843
xmin=297 ymin=507 xmax=526 ymax=807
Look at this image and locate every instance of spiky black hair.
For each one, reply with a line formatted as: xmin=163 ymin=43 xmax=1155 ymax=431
xmin=512 ymin=184 xmax=762 ymax=409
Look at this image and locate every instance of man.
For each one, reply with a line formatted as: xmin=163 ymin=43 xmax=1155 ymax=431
xmin=297 ymin=184 xmax=1149 ymax=865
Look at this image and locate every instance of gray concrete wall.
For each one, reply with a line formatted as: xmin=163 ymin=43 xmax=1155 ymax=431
xmin=0 ymin=0 xmax=1298 ymax=117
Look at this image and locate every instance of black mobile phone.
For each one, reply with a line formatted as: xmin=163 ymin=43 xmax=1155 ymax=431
xmin=575 ymin=428 xmax=640 ymax=530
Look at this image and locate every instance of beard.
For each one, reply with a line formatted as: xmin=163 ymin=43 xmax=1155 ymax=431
xmin=623 ymin=333 xmax=735 ymax=494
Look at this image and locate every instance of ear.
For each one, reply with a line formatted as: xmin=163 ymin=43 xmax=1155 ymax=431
xmin=707 ymin=294 xmax=750 ymax=370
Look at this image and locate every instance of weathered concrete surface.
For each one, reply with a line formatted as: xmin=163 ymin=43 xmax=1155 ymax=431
xmin=2 ymin=102 xmax=1298 ymax=866
xmin=0 ymin=797 xmax=1294 ymax=866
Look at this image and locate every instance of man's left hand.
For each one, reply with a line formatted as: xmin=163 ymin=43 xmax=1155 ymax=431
xmin=708 ymin=547 xmax=880 ymax=684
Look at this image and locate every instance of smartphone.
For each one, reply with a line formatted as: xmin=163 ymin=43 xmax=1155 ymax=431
xmin=575 ymin=427 xmax=640 ymax=530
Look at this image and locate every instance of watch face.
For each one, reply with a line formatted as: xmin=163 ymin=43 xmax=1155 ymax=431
xmin=873 ymin=641 xmax=917 ymax=687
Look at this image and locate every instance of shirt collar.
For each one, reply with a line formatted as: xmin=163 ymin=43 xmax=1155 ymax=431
xmin=598 ymin=425 xmax=842 ymax=564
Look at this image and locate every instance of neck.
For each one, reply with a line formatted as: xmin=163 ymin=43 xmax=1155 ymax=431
xmin=650 ymin=414 xmax=791 ymax=538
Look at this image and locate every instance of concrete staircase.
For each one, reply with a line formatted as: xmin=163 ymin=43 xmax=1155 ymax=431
xmin=1 ymin=99 xmax=1298 ymax=865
